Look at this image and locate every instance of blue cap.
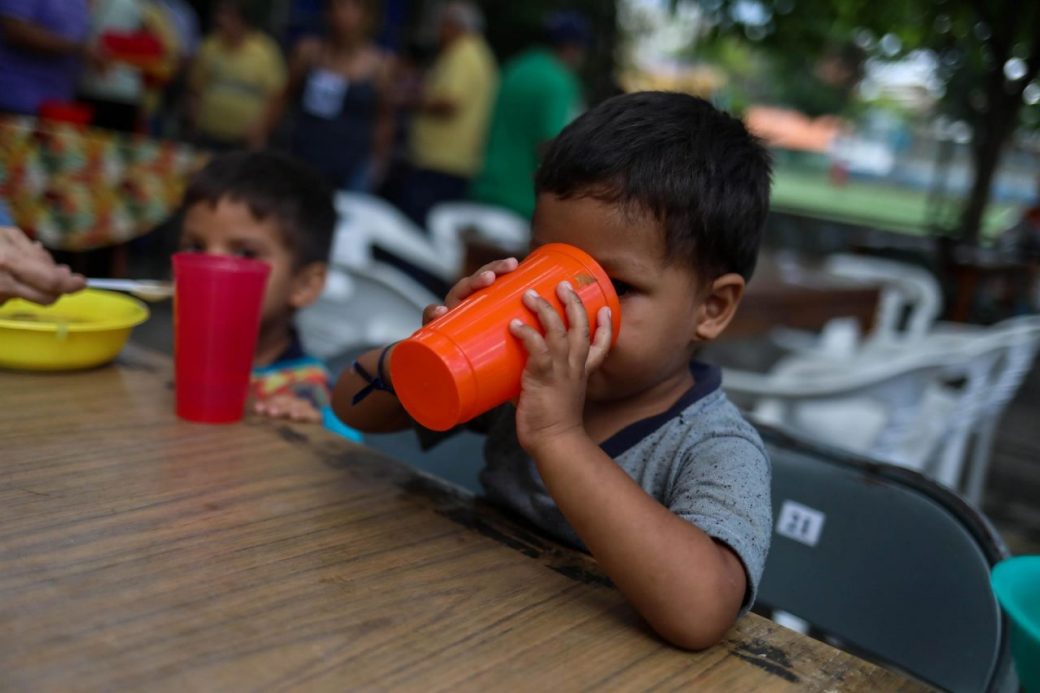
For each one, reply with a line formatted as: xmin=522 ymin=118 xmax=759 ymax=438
xmin=545 ymin=10 xmax=592 ymax=47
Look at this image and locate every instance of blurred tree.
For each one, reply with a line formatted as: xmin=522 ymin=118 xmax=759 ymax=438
xmin=696 ymin=0 xmax=1040 ymax=241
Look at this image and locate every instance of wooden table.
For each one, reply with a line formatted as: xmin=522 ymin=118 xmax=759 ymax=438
xmin=0 ymin=346 xmax=925 ymax=690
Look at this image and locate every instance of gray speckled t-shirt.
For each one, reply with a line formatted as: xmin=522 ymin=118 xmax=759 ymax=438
xmin=477 ymin=362 xmax=773 ymax=612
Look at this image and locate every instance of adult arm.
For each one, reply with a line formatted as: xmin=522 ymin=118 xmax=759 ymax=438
xmin=0 ymin=227 xmax=85 ymax=305
xmin=0 ymin=14 xmax=82 ymax=56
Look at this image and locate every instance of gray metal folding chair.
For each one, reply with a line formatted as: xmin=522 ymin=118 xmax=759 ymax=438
xmin=755 ymin=425 xmax=1014 ymax=692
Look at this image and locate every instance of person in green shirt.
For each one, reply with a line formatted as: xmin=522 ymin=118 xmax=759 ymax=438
xmin=470 ymin=11 xmax=590 ymax=219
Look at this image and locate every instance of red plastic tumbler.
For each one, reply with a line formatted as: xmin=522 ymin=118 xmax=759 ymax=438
xmin=173 ymin=252 xmax=270 ymax=423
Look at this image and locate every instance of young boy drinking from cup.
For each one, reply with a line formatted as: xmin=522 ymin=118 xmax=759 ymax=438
xmin=331 ymin=92 xmax=773 ymax=649
xmin=179 ymin=150 xmax=355 ymax=434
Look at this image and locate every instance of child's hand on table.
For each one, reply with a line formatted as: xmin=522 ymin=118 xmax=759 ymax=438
xmin=254 ymin=393 xmax=323 ymax=423
xmin=508 ymin=282 xmax=613 ymax=454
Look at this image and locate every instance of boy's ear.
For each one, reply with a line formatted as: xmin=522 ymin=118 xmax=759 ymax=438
xmin=289 ymin=262 xmax=327 ymax=309
xmin=693 ymin=273 xmax=745 ymax=342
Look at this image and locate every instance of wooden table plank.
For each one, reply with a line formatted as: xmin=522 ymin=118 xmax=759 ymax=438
xmin=0 ymin=345 xmax=926 ymax=691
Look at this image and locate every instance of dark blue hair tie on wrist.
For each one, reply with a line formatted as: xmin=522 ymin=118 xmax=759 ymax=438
xmin=351 ymin=344 xmax=396 ymax=405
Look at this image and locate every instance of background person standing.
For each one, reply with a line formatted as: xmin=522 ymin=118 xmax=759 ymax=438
xmin=187 ymin=0 xmax=286 ymax=150
xmin=263 ymin=0 xmax=394 ymax=192
xmin=470 ymin=11 xmax=590 ymax=219
xmin=393 ymin=1 xmax=496 ymax=227
xmin=0 ymin=0 xmax=94 ymax=116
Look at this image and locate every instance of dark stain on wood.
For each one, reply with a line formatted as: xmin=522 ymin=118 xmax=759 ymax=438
xmin=732 ymin=639 xmax=800 ymax=683
xmin=398 ymin=474 xmax=469 ymax=506
xmin=114 ymin=356 xmax=160 ymax=373
xmin=549 ymin=564 xmax=614 ymax=589
xmin=276 ymin=425 xmax=310 ymax=445
xmin=397 ymin=477 xmax=618 ymax=589
xmin=439 ymin=507 xmax=544 ymax=559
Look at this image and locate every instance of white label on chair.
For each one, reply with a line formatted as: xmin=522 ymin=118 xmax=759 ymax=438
xmin=776 ymin=501 xmax=826 ymax=546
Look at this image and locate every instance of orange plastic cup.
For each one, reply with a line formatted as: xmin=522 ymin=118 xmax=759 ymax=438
xmin=389 ymin=243 xmax=621 ymax=431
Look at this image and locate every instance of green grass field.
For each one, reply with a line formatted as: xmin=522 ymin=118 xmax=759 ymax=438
xmin=771 ymin=168 xmax=1018 ymax=239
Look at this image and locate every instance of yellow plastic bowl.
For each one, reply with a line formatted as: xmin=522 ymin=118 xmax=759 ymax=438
xmin=0 ymin=289 xmax=150 ymax=371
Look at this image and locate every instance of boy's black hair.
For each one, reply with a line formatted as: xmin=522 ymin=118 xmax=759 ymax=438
xmin=182 ymin=150 xmax=335 ymax=269
xmin=535 ymin=91 xmax=772 ymax=281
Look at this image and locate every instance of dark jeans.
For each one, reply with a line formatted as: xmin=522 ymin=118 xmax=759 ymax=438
xmin=393 ymin=166 xmax=470 ymax=229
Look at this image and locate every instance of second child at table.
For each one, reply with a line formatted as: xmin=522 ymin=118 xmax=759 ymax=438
xmin=177 ymin=150 xmax=358 ymax=437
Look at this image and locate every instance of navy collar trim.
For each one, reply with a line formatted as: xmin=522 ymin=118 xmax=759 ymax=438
xmin=600 ymin=361 xmax=722 ymax=458
xmin=271 ymin=330 xmax=306 ymax=366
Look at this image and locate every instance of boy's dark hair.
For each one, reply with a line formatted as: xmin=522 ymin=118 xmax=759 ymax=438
xmin=535 ymin=91 xmax=772 ymax=281
xmin=182 ymin=150 xmax=335 ymax=268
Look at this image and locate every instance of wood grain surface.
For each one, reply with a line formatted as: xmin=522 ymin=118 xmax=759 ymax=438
xmin=0 ymin=345 xmax=927 ymax=691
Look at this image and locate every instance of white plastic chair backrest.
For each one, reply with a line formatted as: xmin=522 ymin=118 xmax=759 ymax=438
xmin=824 ymin=254 xmax=942 ymax=342
xmin=902 ymin=317 xmax=1040 ymax=491
xmin=796 ymin=316 xmax=1040 ymax=497
xmin=956 ymin=315 xmax=1040 ymax=503
xmin=332 ymin=192 xmax=454 ymax=280
xmin=297 ymin=261 xmax=437 ymax=359
xmin=426 ymin=202 xmax=530 ymax=277
xmin=976 ymin=315 xmax=1040 ymax=418
xmin=912 ymin=316 xmax=1040 ymax=422
xmin=724 ymin=346 xmax=978 ymax=476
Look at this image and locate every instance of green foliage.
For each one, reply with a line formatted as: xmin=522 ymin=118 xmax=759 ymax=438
xmin=695 ymin=0 xmax=1040 ymax=127
xmin=691 ymin=0 xmax=1040 ymax=238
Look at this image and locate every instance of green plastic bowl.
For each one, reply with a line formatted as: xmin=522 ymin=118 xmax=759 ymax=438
xmin=992 ymin=556 xmax=1040 ymax=691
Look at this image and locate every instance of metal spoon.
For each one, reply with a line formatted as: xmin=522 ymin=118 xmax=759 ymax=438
xmin=86 ymin=278 xmax=174 ymax=302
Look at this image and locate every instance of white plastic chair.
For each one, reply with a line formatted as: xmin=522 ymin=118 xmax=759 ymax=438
xmin=824 ymin=253 xmax=943 ymax=344
xmin=332 ymin=192 xmax=455 ymax=281
xmin=296 ymin=261 xmax=437 ymax=360
xmin=772 ymin=254 xmax=943 ymax=356
xmin=426 ymin=202 xmax=530 ymax=278
xmin=724 ymin=348 xmax=978 ymax=484
xmin=914 ymin=315 xmax=1040 ymax=503
xmin=726 ymin=315 xmax=1040 ymax=503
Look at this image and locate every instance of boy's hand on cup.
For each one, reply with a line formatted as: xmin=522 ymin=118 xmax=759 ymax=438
xmin=422 ymin=257 xmax=519 ymax=325
xmin=509 ymin=281 xmax=613 ymax=456
xmin=254 ymin=393 xmax=323 ymax=423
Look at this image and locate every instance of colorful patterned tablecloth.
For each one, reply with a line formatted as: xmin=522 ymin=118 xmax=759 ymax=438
xmin=0 ymin=115 xmax=207 ymax=251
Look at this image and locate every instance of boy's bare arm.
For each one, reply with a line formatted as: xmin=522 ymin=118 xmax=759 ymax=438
xmin=330 ymin=345 xmax=412 ymax=432
xmin=510 ymin=284 xmax=746 ymax=650
xmin=330 ymin=257 xmax=521 ymax=433
xmin=531 ymin=434 xmax=746 ymax=649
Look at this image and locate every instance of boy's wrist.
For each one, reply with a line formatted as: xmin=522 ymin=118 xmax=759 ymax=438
xmin=526 ymin=425 xmax=594 ymax=465
xmin=350 ymin=343 xmax=399 ymax=406
xmin=378 ymin=342 xmax=397 ymax=392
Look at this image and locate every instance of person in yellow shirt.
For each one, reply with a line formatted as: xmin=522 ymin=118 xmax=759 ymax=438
xmin=187 ymin=0 xmax=286 ymax=150
xmin=394 ymin=1 xmax=497 ymax=227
